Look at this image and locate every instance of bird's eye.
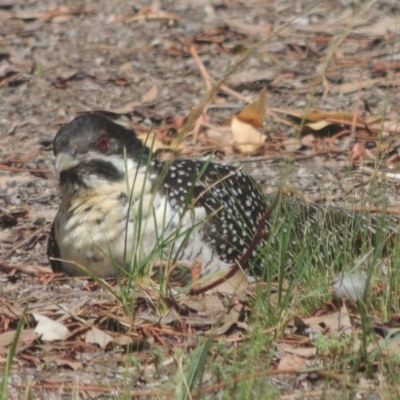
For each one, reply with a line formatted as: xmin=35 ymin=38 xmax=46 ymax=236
xmin=98 ymin=135 xmax=109 ymax=152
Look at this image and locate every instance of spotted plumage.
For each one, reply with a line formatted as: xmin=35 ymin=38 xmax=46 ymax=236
xmin=47 ymin=114 xmax=269 ymax=277
xmin=48 ymin=114 xmax=398 ymax=278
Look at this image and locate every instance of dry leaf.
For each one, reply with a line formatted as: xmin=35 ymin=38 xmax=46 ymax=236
xmin=231 ymin=117 xmax=265 ymax=153
xmin=306 ymin=120 xmax=331 ymax=131
xmin=302 ymin=303 xmax=352 ymax=336
xmin=270 ymin=109 xmax=365 ymax=124
xmin=33 ymin=314 xmax=69 ymax=341
xmin=192 ymin=265 xmax=248 ymax=294
xmin=141 ymin=85 xmax=158 ymax=103
xmin=0 ymin=329 xmax=36 ymax=353
xmin=231 ymin=88 xmax=266 ymax=153
xmin=278 ymin=354 xmax=306 ymax=370
xmin=330 ymin=78 xmax=382 ymax=95
xmin=214 ymin=267 xmax=249 ymax=294
xmin=353 ymin=17 xmax=400 ymax=36
xmin=300 ymin=134 xmax=316 ymax=147
xmin=236 ymin=87 xmax=266 ymax=128
xmin=281 ymin=138 xmax=302 ymax=152
xmin=228 ymin=69 xmax=276 ymax=86
xmin=85 ymin=326 xmax=113 ymax=349
xmin=205 ymin=303 xmax=243 ymax=336
xmin=112 ymin=335 xmax=137 ymax=346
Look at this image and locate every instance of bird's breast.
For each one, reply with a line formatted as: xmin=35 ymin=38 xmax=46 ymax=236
xmin=55 ymin=187 xmax=232 ymax=277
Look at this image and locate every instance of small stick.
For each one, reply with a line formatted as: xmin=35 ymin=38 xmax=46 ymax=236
xmin=190 ymin=46 xmax=213 ymax=91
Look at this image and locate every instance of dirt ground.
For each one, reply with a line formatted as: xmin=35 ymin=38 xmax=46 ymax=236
xmin=1 ymin=0 xmax=400 ymax=398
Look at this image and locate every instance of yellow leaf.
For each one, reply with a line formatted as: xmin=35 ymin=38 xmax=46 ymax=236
xmin=236 ymin=87 xmax=266 ymax=128
xmin=231 ymin=116 xmax=265 ymax=153
xmin=306 ymin=120 xmax=331 ymax=130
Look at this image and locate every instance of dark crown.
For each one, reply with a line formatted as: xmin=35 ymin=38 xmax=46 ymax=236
xmin=54 ymin=114 xmax=149 ymax=161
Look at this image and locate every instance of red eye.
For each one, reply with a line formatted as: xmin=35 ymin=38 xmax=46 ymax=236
xmin=98 ymin=135 xmax=109 ymax=152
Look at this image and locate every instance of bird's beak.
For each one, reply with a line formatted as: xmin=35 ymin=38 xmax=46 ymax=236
xmin=55 ymin=152 xmax=81 ymax=178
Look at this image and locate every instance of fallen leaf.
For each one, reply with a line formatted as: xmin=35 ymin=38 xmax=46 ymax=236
xmin=231 ymin=116 xmax=265 ymax=153
xmin=204 ymin=303 xmax=243 ymax=336
xmin=353 ymin=17 xmax=400 ymax=36
xmin=236 ymin=87 xmax=266 ymax=128
xmin=330 ymin=78 xmax=382 ymax=95
xmin=85 ymin=326 xmax=113 ymax=349
xmin=306 ymin=120 xmax=331 ymax=131
xmin=301 ymin=303 xmax=352 ymax=337
xmin=112 ymin=335 xmax=138 ymax=346
xmin=269 ymin=108 xmax=366 ymax=125
xmin=230 ymin=86 xmax=267 ymax=154
xmin=33 ymin=314 xmax=69 ymax=341
xmin=281 ymin=138 xmax=302 ymax=152
xmin=213 ymin=267 xmax=249 ymax=294
xmin=0 ymin=329 xmax=36 ymax=353
xmin=300 ymin=134 xmax=316 ymax=147
xmin=141 ymin=85 xmax=158 ymax=103
xmin=278 ymin=353 xmax=306 ymax=370
xmin=228 ymin=70 xmax=276 ymax=86
xmin=192 ymin=265 xmax=249 ymax=294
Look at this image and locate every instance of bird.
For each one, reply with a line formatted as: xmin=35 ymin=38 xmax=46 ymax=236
xmin=47 ymin=114 xmax=270 ymax=278
xmin=47 ymin=114 xmax=398 ymax=279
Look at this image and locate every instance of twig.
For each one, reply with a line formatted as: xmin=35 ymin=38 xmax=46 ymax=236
xmin=219 ymin=84 xmax=253 ymax=103
xmin=0 ymin=262 xmax=50 ymax=277
xmin=190 ymin=46 xmax=212 ymax=91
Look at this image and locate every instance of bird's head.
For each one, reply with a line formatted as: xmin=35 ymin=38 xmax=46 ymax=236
xmin=53 ymin=114 xmax=151 ymax=196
